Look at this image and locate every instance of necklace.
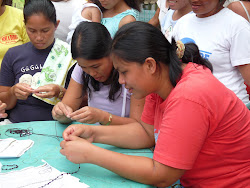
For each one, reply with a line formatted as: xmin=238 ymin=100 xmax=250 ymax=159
xmin=1 ymin=164 xmax=18 ymax=171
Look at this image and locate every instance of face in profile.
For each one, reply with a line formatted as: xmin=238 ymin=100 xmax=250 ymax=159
xmin=25 ymin=13 xmax=58 ymax=50
xmin=77 ymin=56 xmax=113 ymax=83
xmin=112 ymin=55 xmax=155 ymax=99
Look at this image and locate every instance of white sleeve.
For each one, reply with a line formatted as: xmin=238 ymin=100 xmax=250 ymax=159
xmin=230 ymin=21 xmax=250 ymax=66
xmin=71 ymin=63 xmax=84 ymax=84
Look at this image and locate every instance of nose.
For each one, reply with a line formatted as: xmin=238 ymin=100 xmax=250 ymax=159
xmin=88 ymin=69 xmax=97 ymax=78
xmin=36 ymin=32 xmax=44 ymax=41
xmin=118 ymin=73 xmax=125 ymax=85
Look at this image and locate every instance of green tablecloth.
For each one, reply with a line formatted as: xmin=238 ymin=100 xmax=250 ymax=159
xmin=0 ymin=120 xmax=154 ymax=188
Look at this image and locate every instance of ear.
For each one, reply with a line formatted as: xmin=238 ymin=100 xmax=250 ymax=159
xmin=144 ymin=57 xmax=157 ymax=75
xmin=55 ymin=20 xmax=60 ymax=29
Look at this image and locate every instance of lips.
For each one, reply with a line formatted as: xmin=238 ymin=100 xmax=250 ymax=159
xmin=35 ymin=43 xmax=45 ymax=47
xmin=168 ymin=0 xmax=177 ymax=6
xmin=191 ymin=3 xmax=201 ymax=11
xmin=94 ymin=76 xmax=102 ymax=81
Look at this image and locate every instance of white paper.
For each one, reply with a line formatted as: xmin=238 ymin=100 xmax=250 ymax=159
xmin=0 ymin=138 xmax=34 ymax=158
xmin=0 ymin=160 xmax=89 ymax=188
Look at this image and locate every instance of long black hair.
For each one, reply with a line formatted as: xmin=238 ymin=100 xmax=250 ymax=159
xmin=23 ymin=0 xmax=57 ymax=25
xmin=125 ymin=0 xmax=140 ymax=11
xmin=71 ymin=21 xmax=121 ymax=101
xmin=111 ymin=21 xmax=213 ymax=87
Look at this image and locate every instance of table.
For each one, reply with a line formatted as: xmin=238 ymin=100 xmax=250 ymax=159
xmin=0 ymin=120 xmax=155 ymax=188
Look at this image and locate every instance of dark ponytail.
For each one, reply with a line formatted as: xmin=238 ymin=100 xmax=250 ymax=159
xmin=181 ymin=42 xmax=213 ymax=72
xmin=112 ymin=21 xmax=213 ymax=87
xmin=125 ymin=0 xmax=141 ymax=11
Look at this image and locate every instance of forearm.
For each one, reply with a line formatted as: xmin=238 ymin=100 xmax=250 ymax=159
xmin=92 ymin=122 xmax=154 ymax=149
xmin=88 ymin=145 xmax=179 ymax=187
xmin=148 ymin=8 xmax=160 ymax=27
xmin=0 ymin=87 xmax=17 ymax=110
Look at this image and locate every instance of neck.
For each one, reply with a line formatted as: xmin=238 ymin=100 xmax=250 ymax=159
xmin=196 ymin=4 xmax=224 ymax=18
xmin=156 ymin=65 xmax=173 ymax=100
xmin=0 ymin=5 xmax=6 ymax=16
xmin=105 ymin=1 xmax=129 ymax=16
xmin=173 ymin=5 xmax=192 ymax=21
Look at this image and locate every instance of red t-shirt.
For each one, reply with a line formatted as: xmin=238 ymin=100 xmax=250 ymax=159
xmin=142 ymin=63 xmax=250 ymax=187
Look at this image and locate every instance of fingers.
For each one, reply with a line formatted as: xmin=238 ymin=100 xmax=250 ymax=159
xmin=0 ymin=102 xmax=7 ymax=118
xmin=53 ymin=102 xmax=73 ymax=120
xmin=33 ymin=84 xmax=59 ymax=98
xmin=0 ymin=101 xmax=7 ymax=110
xmin=68 ymin=108 xmax=86 ymax=120
xmin=0 ymin=113 xmax=8 ymax=118
xmin=13 ymin=84 xmax=33 ymax=100
xmin=68 ymin=107 xmax=97 ymax=124
xmin=62 ymin=126 xmax=76 ymax=141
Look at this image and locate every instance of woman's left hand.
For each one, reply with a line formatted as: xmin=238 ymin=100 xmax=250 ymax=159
xmin=67 ymin=106 xmax=105 ymax=124
xmin=33 ymin=84 xmax=61 ymax=98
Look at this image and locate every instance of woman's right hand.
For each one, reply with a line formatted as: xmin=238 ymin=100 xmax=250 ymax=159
xmin=0 ymin=100 xmax=7 ymax=118
xmin=11 ymin=83 xmax=33 ymax=100
xmin=62 ymin=124 xmax=95 ymax=143
xmin=52 ymin=102 xmax=73 ymax=122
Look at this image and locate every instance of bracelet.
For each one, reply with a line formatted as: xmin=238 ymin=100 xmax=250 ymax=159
xmin=100 ymin=113 xmax=112 ymax=125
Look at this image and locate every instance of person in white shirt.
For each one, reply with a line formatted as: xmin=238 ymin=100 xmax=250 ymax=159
xmin=173 ymin=0 xmax=250 ymax=106
xmin=161 ymin=0 xmax=192 ymax=42
xmin=51 ymin=0 xmax=86 ymax=42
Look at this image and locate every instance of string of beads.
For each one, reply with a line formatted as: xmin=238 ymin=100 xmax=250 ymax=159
xmin=1 ymin=164 xmax=18 ymax=170
xmin=39 ymin=165 xmax=81 ymax=188
xmin=5 ymin=128 xmax=62 ymax=139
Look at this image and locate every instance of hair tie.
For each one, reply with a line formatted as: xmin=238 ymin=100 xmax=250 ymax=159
xmin=176 ymin=40 xmax=185 ymax=59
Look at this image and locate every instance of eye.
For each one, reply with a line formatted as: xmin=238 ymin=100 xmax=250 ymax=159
xmin=42 ymin=29 xmax=49 ymax=33
xmin=121 ymin=71 xmax=127 ymax=75
xmin=29 ymin=29 xmax=35 ymax=33
xmin=92 ymin=66 xmax=99 ymax=69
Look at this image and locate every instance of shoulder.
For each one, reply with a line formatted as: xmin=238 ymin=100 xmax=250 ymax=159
xmin=119 ymin=15 xmax=136 ymax=27
xmin=120 ymin=9 xmax=139 ymax=18
xmin=222 ymin=8 xmax=250 ymax=31
xmin=6 ymin=5 xmax=22 ymax=14
xmin=7 ymin=42 xmax=31 ymax=54
xmin=227 ymin=1 xmax=250 ymax=21
xmin=169 ymin=64 xmax=217 ymax=103
xmin=119 ymin=9 xmax=139 ymax=25
xmin=6 ymin=5 xmax=23 ymax=19
xmin=224 ymin=0 xmax=239 ymax=7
